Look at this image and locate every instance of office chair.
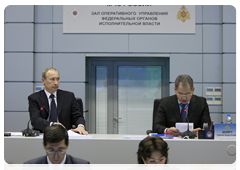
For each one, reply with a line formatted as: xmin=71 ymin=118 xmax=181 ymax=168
xmin=146 ymin=99 xmax=161 ymax=134
xmin=73 ymin=98 xmax=84 ymax=129
xmin=76 ymin=98 xmax=84 ymax=115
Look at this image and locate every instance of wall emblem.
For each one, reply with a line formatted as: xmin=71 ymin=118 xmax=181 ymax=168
xmin=177 ymin=5 xmax=190 ymax=22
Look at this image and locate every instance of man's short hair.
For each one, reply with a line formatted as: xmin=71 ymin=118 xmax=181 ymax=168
xmin=175 ymin=74 xmax=194 ymax=90
xmin=42 ymin=68 xmax=59 ymax=79
xmin=43 ymin=124 xmax=68 ymax=146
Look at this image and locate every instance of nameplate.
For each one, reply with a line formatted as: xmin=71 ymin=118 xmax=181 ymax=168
xmin=214 ymin=123 xmax=236 ymax=139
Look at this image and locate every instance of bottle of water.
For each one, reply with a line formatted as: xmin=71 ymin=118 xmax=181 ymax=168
xmin=226 ymin=114 xmax=232 ymax=124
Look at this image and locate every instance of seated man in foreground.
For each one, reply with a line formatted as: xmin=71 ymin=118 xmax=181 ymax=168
xmin=153 ymin=74 xmax=211 ymax=137
xmin=24 ymin=124 xmax=90 ymax=164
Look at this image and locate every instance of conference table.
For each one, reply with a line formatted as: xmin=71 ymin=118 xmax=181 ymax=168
xmin=4 ymin=133 xmax=236 ymax=164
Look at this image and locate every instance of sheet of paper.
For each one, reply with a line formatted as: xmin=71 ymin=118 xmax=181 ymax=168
xmin=175 ymin=123 xmax=194 ymax=133
xmin=67 ymin=130 xmax=93 ymax=138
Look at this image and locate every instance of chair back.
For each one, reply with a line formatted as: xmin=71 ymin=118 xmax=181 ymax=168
xmin=76 ymin=98 xmax=83 ymax=114
xmin=152 ymin=99 xmax=161 ymax=131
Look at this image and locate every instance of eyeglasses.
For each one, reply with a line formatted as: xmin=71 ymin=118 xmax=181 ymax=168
xmin=176 ymin=92 xmax=192 ymax=97
xmin=147 ymin=157 xmax=166 ymax=164
xmin=46 ymin=150 xmax=66 ymax=155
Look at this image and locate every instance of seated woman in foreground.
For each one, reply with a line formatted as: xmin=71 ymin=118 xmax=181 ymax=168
xmin=137 ymin=136 xmax=169 ymax=164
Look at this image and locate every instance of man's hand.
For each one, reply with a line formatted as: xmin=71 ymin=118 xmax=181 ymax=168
xmin=167 ymin=127 xmax=181 ymax=137
xmin=193 ymin=128 xmax=201 ymax=137
xmin=71 ymin=126 xmax=89 ymax=135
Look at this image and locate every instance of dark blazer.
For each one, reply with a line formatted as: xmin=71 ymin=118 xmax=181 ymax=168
xmin=28 ymin=89 xmax=85 ymax=132
xmin=153 ymin=94 xmax=211 ymax=134
xmin=128 ymin=165 xmax=179 ymax=170
xmin=22 ymin=154 xmax=92 ymax=170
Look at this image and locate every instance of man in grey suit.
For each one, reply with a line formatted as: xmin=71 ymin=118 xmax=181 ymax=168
xmin=24 ymin=124 xmax=90 ymax=164
xmin=153 ymin=74 xmax=211 ymax=137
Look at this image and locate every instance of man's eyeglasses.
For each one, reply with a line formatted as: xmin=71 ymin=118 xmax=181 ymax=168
xmin=176 ymin=92 xmax=192 ymax=97
xmin=46 ymin=150 xmax=66 ymax=155
xmin=147 ymin=157 xmax=166 ymax=164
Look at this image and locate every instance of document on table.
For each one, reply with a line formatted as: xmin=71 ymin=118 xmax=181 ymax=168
xmin=175 ymin=123 xmax=194 ymax=133
xmin=67 ymin=130 xmax=93 ymax=138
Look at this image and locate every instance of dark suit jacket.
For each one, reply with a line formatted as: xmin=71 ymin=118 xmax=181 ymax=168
xmin=153 ymin=94 xmax=211 ymax=134
xmin=22 ymin=154 xmax=91 ymax=170
xmin=28 ymin=89 xmax=85 ymax=132
xmin=128 ymin=165 xmax=179 ymax=170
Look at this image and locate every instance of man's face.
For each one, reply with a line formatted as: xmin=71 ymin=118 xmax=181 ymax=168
xmin=174 ymin=82 xmax=195 ymax=104
xmin=43 ymin=139 xmax=69 ymax=164
xmin=42 ymin=69 xmax=60 ymax=94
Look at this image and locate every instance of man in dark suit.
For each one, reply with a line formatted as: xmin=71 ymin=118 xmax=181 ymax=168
xmin=153 ymin=75 xmax=211 ymax=137
xmin=24 ymin=124 xmax=90 ymax=164
xmin=28 ymin=67 xmax=88 ymax=134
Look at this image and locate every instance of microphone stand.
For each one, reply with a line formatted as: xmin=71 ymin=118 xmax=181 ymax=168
xmin=181 ymin=110 xmax=196 ymax=139
xmin=22 ymin=107 xmax=44 ymax=137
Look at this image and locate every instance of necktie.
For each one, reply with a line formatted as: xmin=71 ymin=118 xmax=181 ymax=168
xmin=180 ymin=103 xmax=186 ymax=122
xmin=49 ymin=94 xmax=57 ymax=122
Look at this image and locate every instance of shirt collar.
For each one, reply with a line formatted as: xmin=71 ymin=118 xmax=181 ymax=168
xmin=47 ymin=154 xmax=66 ymax=164
xmin=177 ymin=100 xmax=190 ymax=107
xmin=44 ymin=89 xmax=57 ymax=99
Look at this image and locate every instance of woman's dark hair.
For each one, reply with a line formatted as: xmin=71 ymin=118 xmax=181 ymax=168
xmin=43 ymin=124 xmax=68 ymax=146
xmin=137 ymin=136 xmax=169 ymax=164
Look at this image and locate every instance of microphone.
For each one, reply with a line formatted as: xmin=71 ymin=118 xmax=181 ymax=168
xmin=181 ymin=109 xmax=196 ymax=139
xmin=22 ymin=106 xmax=45 ymax=137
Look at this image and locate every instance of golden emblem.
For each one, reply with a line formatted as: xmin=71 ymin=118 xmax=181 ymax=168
xmin=225 ymin=125 xmax=230 ymax=130
xmin=177 ymin=5 xmax=190 ymax=22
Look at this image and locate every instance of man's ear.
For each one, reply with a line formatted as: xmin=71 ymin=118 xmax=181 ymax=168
xmin=192 ymin=87 xmax=195 ymax=93
xmin=41 ymin=77 xmax=45 ymax=84
xmin=174 ymin=86 xmax=177 ymax=93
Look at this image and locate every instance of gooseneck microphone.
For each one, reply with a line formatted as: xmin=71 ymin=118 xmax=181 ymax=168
xmin=22 ymin=106 xmax=45 ymax=137
xmin=181 ymin=109 xmax=196 ymax=139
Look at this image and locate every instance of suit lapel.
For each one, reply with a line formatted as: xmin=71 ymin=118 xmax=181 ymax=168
xmin=171 ymin=95 xmax=182 ymax=122
xmin=39 ymin=90 xmax=50 ymax=114
xmin=57 ymin=90 xmax=63 ymax=116
xmin=188 ymin=95 xmax=197 ymax=121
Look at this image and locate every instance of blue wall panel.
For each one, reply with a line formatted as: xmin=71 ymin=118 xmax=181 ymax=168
xmin=4 ymin=23 xmax=34 ymax=52
xmin=170 ymin=54 xmax=202 ymax=82
xmin=203 ymin=54 xmax=222 ymax=82
xmin=223 ymin=24 xmax=236 ymax=53
xmin=223 ymin=5 xmax=236 ymax=23
xmin=202 ymin=5 xmax=222 ymax=23
xmin=4 ymin=83 xmax=33 ymax=111
xmin=4 ymin=53 xmax=33 ymax=81
xmin=222 ymin=84 xmax=236 ymax=112
xmin=35 ymin=5 xmax=53 ymax=23
xmin=203 ymin=25 xmax=222 ymax=53
xmin=35 ymin=24 xmax=53 ymax=52
xmin=223 ymin=54 xmax=236 ymax=83
xmin=4 ymin=5 xmax=34 ymax=22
